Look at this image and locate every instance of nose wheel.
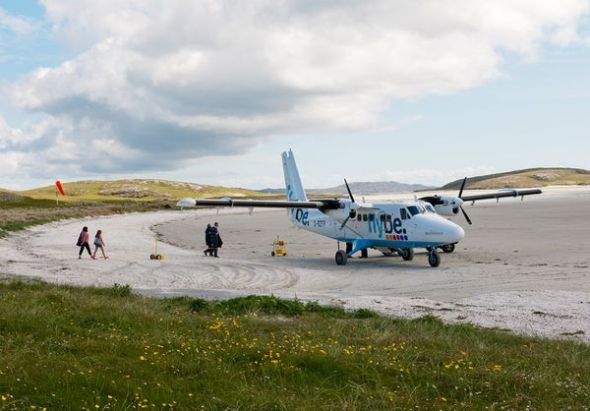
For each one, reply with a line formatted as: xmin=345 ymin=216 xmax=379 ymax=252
xmin=428 ymin=249 xmax=441 ymax=267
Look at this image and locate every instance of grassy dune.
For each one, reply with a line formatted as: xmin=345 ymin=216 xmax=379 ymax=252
xmin=443 ymin=168 xmax=590 ymax=190
xmin=1 ymin=280 xmax=589 ymax=410
xmin=0 ymin=196 xmax=169 ymax=238
xmin=0 ymin=180 xmax=275 ymax=238
xmin=19 ymin=179 xmax=268 ymax=202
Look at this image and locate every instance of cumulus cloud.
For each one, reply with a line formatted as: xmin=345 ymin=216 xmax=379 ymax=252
xmin=3 ymin=0 xmax=590 ymax=178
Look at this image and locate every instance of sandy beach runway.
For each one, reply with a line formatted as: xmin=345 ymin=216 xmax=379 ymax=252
xmin=1 ymin=186 xmax=589 ymax=342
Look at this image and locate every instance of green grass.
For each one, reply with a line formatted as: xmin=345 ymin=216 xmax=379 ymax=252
xmin=1 ymin=280 xmax=589 ymax=410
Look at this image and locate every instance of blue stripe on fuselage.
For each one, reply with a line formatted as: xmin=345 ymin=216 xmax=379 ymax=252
xmin=335 ymin=238 xmax=447 ymax=249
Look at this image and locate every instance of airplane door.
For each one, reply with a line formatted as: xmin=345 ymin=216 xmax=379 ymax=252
xmin=397 ymin=208 xmax=416 ymax=239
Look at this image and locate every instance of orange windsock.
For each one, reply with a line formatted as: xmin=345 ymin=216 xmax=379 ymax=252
xmin=55 ymin=180 xmax=66 ymax=196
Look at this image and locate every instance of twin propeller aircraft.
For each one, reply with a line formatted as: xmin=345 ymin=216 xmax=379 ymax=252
xmin=177 ymin=150 xmax=541 ymax=268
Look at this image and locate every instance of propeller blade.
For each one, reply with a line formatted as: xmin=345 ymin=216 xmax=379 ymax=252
xmin=458 ymin=177 xmax=468 ymax=198
xmin=460 ymin=206 xmax=473 ymax=225
xmin=344 ymin=179 xmax=355 ymax=203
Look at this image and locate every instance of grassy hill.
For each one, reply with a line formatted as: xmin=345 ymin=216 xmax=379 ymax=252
xmin=0 ymin=180 xmax=273 ymax=238
xmin=443 ymin=168 xmax=590 ymax=190
xmin=18 ymin=179 xmax=269 ymax=202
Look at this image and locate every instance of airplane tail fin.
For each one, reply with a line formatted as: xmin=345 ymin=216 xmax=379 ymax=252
xmin=282 ymin=149 xmax=308 ymax=202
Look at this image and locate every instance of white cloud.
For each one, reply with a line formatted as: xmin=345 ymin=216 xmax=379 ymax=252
xmin=0 ymin=8 xmax=37 ymax=35
xmin=4 ymin=0 xmax=590 ymax=179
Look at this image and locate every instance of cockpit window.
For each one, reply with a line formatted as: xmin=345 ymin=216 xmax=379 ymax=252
xmin=400 ymin=208 xmax=407 ymax=220
xmin=408 ymin=206 xmax=420 ymax=216
xmin=425 ymin=204 xmax=436 ymax=213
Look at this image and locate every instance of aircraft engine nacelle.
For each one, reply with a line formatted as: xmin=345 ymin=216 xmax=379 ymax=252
xmin=431 ymin=196 xmax=464 ymax=217
xmin=434 ymin=204 xmax=460 ymax=217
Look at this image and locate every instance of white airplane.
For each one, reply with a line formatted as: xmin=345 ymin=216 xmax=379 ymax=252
xmin=177 ymin=150 xmax=541 ymax=268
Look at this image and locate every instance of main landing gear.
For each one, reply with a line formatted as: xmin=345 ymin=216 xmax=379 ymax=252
xmin=427 ymin=248 xmax=441 ymax=268
xmin=440 ymin=243 xmax=456 ymax=254
xmin=335 ymin=250 xmax=348 ymax=266
xmin=336 ymin=247 xmax=441 ymax=267
xmin=399 ymin=248 xmax=414 ymax=261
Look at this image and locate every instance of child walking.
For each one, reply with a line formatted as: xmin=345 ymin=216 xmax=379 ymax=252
xmin=77 ymin=226 xmax=94 ymax=259
xmin=92 ymin=230 xmax=109 ymax=259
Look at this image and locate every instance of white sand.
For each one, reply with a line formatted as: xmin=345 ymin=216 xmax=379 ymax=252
xmin=1 ymin=186 xmax=589 ymax=342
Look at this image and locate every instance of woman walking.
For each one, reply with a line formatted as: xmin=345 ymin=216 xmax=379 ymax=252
xmin=92 ymin=229 xmax=109 ymax=259
xmin=76 ymin=226 xmax=94 ymax=259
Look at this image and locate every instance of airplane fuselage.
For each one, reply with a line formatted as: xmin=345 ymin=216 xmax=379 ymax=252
xmin=289 ymin=200 xmax=465 ymax=251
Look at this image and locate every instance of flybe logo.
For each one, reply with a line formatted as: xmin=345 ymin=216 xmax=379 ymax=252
xmin=287 ymin=184 xmax=310 ymax=226
xmin=368 ymin=215 xmax=408 ymax=240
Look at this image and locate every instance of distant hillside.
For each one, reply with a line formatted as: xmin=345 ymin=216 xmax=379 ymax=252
xmin=443 ymin=168 xmax=590 ymax=190
xmin=18 ymin=179 xmax=270 ymax=202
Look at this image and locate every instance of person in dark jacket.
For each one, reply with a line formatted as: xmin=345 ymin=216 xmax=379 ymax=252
xmin=204 ymin=224 xmax=212 ymax=256
xmin=206 ymin=223 xmax=220 ymax=257
xmin=214 ymin=222 xmax=222 ymax=253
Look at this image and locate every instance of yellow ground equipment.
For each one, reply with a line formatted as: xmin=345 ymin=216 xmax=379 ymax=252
xmin=150 ymin=238 xmax=165 ymax=260
xmin=271 ymin=237 xmax=287 ymax=257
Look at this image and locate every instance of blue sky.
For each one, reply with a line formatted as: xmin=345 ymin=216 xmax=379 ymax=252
xmin=1 ymin=1 xmax=589 ymax=189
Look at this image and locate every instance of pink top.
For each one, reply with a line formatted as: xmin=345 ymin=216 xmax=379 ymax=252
xmin=81 ymin=232 xmax=89 ymax=243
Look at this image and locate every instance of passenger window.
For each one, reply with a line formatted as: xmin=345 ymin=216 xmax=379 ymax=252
xmin=379 ymin=214 xmax=385 ymax=222
xmin=363 ymin=214 xmax=368 ymax=222
xmin=400 ymin=209 xmax=407 ymax=220
xmin=369 ymin=214 xmax=375 ymax=221
xmin=357 ymin=214 xmax=362 ymax=222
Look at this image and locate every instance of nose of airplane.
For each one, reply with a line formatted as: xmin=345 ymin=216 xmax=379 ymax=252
xmin=446 ymin=221 xmax=465 ymax=243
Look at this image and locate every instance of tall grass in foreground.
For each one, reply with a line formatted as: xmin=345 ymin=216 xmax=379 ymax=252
xmin=1 ymin=280 xmax=589 ymax=410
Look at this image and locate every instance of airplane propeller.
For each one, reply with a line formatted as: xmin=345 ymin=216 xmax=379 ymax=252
xmin=340 ymin=179 xmax=358 ymax=230
xmin=458 ymin=177 xmax=473 ymax=225
xmin=344 ymin=178 xmax=355 ymax=203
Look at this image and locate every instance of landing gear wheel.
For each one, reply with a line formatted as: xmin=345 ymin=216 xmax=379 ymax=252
xmin=360 ymin=249 xmax=368 ymax=259
xmin=399 ymin=248 xmax=414 ymax=261
xmin=335 ymin=250 xmax=348 ymax=266
xmin=271 ymin=251 xmax=276 ymax=257
xmin=428 ymin=250 xmax=441 ymax=268
xmin=441 ymin=244 xmax=455 ymax=254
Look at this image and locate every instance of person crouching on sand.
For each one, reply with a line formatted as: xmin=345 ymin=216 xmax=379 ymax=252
xmin=92 ymin=229 xmax=109 ymax=259
xmin=77 ymin=226 xmax=94 ymax=259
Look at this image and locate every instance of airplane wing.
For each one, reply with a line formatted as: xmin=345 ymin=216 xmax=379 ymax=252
xmin=176 ymin=198 xmax=342 ymax=210
xmin=461 ymin=188 xmax=542 ymax=203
